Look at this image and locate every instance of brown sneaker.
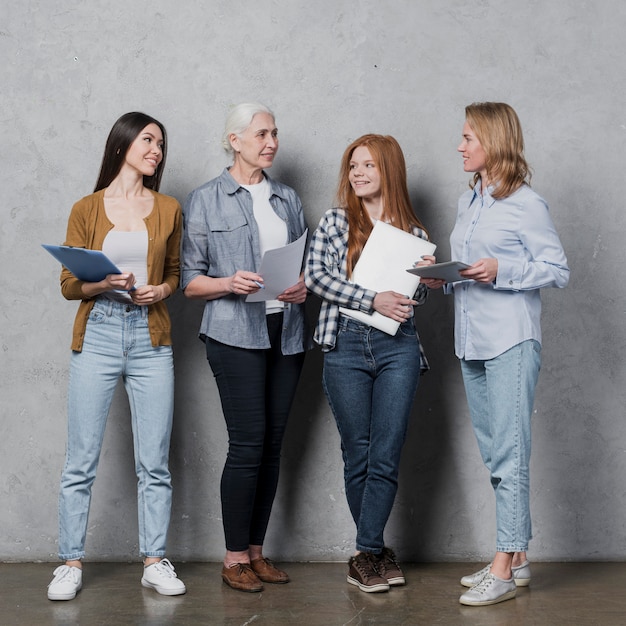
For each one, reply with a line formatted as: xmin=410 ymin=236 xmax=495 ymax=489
xmin=347 ymin=553 xmax=390 ymax=593
xmin=221 ymin=563 xmax=264 ymax=592
xmin=250 ymin=557 xmax=290 ymax=584
xmin=374 ymin=547 xmax=406 ymax=586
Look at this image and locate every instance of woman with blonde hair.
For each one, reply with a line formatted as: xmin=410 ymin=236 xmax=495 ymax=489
xmin=422 ymin=102 xmax=569 ymax=606
xmin=306 ymin=134 xmax=434 ymax=593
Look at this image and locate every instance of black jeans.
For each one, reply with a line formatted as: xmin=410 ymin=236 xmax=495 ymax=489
xmin=205 ymin=313 xmax=305 ymax=552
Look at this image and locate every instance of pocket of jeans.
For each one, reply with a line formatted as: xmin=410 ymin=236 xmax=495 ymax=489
xmin=88 ymin=308 xmax=106 ymax=324
xmin=397 ymin=319 xmax=417 ymax=338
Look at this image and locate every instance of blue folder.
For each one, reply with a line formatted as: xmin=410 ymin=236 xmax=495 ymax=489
xmin=42 ymin=244 xmax=123 ymax=283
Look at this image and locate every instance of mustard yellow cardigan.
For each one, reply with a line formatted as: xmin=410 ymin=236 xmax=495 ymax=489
xmin=60 ymin=189 xmax=181 ymax=351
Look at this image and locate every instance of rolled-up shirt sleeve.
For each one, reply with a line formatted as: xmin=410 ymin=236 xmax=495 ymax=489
xmin=305 ymin=212 xmax=377 ymax=313
xmin=181 ymin=189 xmax=211 ymax=290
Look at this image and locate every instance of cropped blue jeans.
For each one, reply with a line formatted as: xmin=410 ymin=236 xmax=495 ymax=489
xmin=322 ymin=315 xmax=422 ymax=554
xmin=460 ymin=339 xmax=541 ymax=553
xmin=58 ymin=299 xmax=174 ymax=560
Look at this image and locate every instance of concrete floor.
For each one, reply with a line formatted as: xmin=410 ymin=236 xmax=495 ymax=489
xmin=2 ymin=561 xmax=625 ymax=625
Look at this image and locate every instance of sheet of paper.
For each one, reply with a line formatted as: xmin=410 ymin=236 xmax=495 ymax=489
xmin=339 ymin=221 xmax=436 ymax=335
xmin=246 ymin=230 xmax=308 ymax=302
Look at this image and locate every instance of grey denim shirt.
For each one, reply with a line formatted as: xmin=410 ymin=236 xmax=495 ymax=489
xmin=182 ymin=168 xmax=308 ymax=355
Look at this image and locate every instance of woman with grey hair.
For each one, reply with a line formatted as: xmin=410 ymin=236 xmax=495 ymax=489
xmin=182 ymin=103 xmax=308 ymax=592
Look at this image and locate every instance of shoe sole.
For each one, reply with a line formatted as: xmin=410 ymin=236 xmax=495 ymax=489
xmin=220 ymin=576 xmax=263 ymax=593
xmin=459 ymin=589 xmax=516 ymax=606
xmin=48 ymin=591 xmax=80 ymax=601
xmin=257 ymin=579 xmax=289 ymax=584
xmin=347 ymin=575 xmax=389 ymax=593
xmin=141 ymin=579 xmax=187 ymax=596
xmin=387 ymin=576 xmax=406 ymax=586
xmin=48 ymin=584 xmax=82 ymax=601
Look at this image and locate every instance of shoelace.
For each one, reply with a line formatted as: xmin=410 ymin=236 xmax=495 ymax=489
xmin=229 ymin=563 xmax=255 ymax=577
xmin=471 ymin=572 xmax=496 ymax=594
xmin=151 ymin=558 xmax=178 ymax=579
xmin=354 ymin=555 xmax=380 ymax=580
xmin=51 ymin=565 xmax=80 ymax=585
xmin=379 ymin=549 xmax=399 ymax=571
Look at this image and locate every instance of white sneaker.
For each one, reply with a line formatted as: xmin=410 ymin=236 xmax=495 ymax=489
xmin=47 ymin=565 xmax=82 ymax=601
xmin=459 ymin=572 xmax=516 ymax=606
xmin=141 ymin=559 xmax=186 ymax=596
xmin=460 ymin=560 xmax=531 ymax=588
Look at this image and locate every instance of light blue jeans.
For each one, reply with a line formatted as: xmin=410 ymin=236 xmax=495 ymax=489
xmin=460 ymin=339 xmax=541 ymax=553
xmin=58 ymin=299 xmax=174 ymax=560
xmin=322 ymin=316 xmax=422 ymax=554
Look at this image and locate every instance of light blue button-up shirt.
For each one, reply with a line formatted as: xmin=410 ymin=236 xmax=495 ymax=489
xmin=448 ymin=182 xmax=569 ymax=360
xmin=181 ymin=168 xmax=308 ymax=355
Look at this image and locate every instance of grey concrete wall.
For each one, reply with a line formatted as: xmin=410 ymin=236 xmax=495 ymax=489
xmin=2 ymin=0 xmax=625 ymax=563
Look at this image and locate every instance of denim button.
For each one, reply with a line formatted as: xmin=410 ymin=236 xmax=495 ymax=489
xmin=125 ymin=305 xmax=131 ymax=312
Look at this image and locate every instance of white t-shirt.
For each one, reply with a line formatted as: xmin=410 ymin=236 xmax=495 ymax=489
xmin=243 ymin=178 xmax=288 ymax=314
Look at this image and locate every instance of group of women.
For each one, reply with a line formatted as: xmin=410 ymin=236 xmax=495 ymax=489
xmin=46 ymin=101 xmax=569 ymax=608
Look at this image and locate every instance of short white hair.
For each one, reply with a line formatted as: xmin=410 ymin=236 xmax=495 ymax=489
xmin=221 ymin=102 xmax=275 ymax=155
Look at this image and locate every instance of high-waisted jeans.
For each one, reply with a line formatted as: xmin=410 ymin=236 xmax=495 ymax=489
xmin=322 ymin=315 xmax=422 ymax=554
xmin=460 ymin=339 xmax=542 ymax=553
xmin=205 ymin=312 xmax=304 ymax=552
xmin=58 ymin=299 xmax=174 ymax=560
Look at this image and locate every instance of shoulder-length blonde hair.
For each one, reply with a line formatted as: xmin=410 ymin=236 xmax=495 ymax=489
xmin=337 ymin=134 xmax=427 ymax=276
xmin=465 ymin=102 xmax=531 ymax=199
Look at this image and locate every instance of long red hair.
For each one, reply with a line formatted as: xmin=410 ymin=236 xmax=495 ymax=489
xmin=337 ymin=134 xmax=427 ymax=276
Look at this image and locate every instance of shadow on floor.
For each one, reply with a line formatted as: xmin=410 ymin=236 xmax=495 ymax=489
xmin=3 ymin=561 xmax=626 ymax=625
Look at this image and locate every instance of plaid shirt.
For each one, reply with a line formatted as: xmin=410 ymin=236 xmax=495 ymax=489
xmin=305 ymin=207 xmax=429 ymax=370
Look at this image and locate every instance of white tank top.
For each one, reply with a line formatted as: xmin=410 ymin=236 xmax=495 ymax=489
xmin=101 ymin=230 xmax=148 ymax=302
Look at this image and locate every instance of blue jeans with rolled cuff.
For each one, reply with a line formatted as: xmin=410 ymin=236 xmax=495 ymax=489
xmin=322 ymin=315 xmax=422 ymax=554
xmin=58 ymin=299 xmax=174 ymax=560
xmin=460 ymin=339 xmax=541 ymax=553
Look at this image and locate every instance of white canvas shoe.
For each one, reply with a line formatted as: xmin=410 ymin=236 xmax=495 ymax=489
xmin=459 ymin=572 xmax=516 ymax=606
xmin=460 ymin=560 xmax=531 ymax=588
xmin=47 ymin=565 xmax=82 ymax=601
xmin=141 ymin=559 xmax=186 ymax=596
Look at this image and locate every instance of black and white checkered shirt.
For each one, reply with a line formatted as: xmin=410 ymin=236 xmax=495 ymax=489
xmin=304 ymin=207 xmax=429 ymax=370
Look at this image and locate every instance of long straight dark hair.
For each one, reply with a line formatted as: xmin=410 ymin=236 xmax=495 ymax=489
xmin=94 ymin=112 xmax=167 ymax=192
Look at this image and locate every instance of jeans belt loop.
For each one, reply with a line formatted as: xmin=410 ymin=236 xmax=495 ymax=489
xmin=338 ymin=314 xmax=349 ymax=331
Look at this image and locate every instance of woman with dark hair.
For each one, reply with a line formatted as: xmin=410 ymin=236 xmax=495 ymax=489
xmin=47 ymin=112 xmax=185 ymax=600
xmin=182 ymin=102 xmax=308 ymax=593
xmin=305 ymin=134 xmax=434 ymax=593
xmin=422 ymin=102 xmax=569 ymax=606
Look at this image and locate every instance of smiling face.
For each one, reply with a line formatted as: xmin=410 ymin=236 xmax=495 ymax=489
xmin=348 ymin=145 xmax=381 ymax=202
xmin=124 ymin=123 xmax=164 ymax=177
xmin=230 ymin=112 xmax=278 ymax=173
xmin=458 ymin=121 xmax=488 ymax=180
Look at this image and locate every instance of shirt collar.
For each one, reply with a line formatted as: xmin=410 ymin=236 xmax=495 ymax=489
xmin=473 ymin=178 xmax=497 ymax=207
xmin=221 ymin=167 xmax=287 ymax=200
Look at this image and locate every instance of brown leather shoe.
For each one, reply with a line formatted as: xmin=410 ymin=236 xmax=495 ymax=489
xmin=250 ymin=557 xmax=290 ymax=584
xmin=221 ymin=563 xmax=264 ymax=592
